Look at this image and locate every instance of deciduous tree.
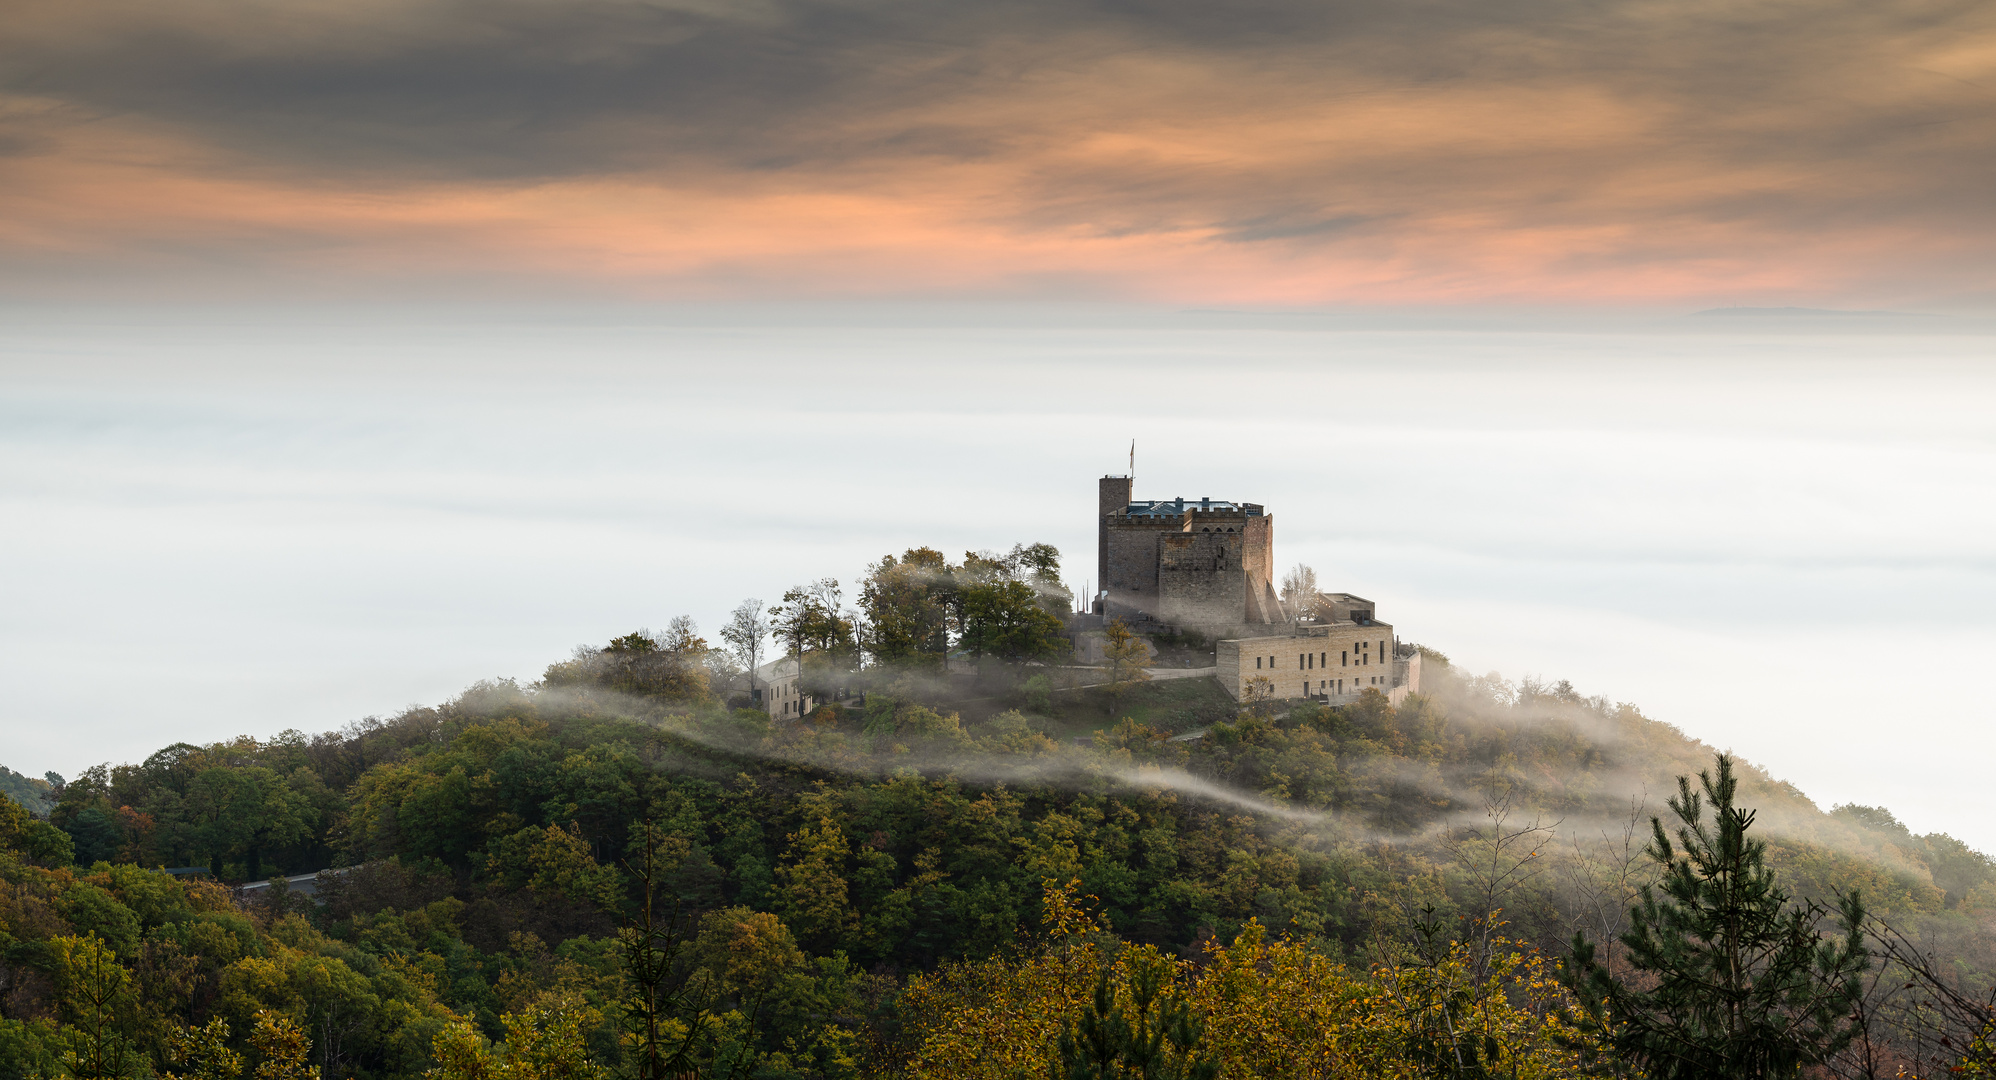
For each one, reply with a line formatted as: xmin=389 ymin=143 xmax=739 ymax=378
xmin=1102 ymin=620 xmax=1150 ymax=717
xmin=718 ymin=600 xmax=770 ymax=702
xmin=858 ymin=549 xmax=953 ymax=670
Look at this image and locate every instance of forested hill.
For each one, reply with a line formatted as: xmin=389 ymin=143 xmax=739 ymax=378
xmin=2 ymin=626 xmax=1992 ymax=1079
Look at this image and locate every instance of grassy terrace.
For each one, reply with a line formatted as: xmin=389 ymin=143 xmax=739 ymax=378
xmin=949 ymin=671 xmax=1238 ymax=740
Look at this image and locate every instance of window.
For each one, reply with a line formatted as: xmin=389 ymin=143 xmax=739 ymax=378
xmin=1320 ymin=652 xmax=1327 ymax=667
xmin=1256 ymin=656 xmax=1262 ymax=669
xmin=1342 ymin=651 xmax=1348 ymax=666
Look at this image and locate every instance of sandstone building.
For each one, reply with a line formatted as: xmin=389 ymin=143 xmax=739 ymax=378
xmin=1095 ymin=475 xmax=1284 ymax=635
xmin=1215 ymin=614 xmax=1422 ymax=705
xmin=1089 ymin=474 xmax=1421 ymax=705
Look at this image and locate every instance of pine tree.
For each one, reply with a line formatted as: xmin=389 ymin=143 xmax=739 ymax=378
xmin=1565 ymin=754 xmax=1870 ymax=1079
xmin=1054 ymin=955 xmax=1217 ymax=1080
xmin=619 ymin=822 xmax=720 ymax=1080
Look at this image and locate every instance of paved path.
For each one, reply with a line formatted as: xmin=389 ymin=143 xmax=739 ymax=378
xmin=240 ymin=869 xmax=341 ymax=898
xmin=1060 ymin=666 xmax=1218 ymax=690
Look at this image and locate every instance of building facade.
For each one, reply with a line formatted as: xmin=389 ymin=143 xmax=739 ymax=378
xmin=1096 ymin=476 xmax=1284 ymax=634
xmin=737 ymin=655 xmax=867 ymax=721
xmin=1089 ymin=474 xmax=1421 ymax=705
xmin=746 ymin=656 xmax=813 ymax=720
xmin=1215 ymin=603 xmax=1422 ymax=705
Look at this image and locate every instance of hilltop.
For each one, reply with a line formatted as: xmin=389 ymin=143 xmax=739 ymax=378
xmin=2 ymin=631 xmax=1991 ymax=1078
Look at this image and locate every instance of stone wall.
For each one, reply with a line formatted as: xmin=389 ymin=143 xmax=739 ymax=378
xmin=1103 ymin=515 xmax=1177 ymax=612
xmin=1156 ymin=529 xmax=1246 ymax=623
xmin=1096 ymin=479 xmax=1287 ymax=632
xmin=1096 ymin=475 xmax=1132 ymax=601
xmin=1241 ymin=515 xmax=1276 ymax=620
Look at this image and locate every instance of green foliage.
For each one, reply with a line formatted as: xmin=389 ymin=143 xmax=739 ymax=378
xmin=957 ymin=578 xmax=1069 ymax=664
xmin=480 ymin=826 xmax=623 ymax=912
xmin=1054 ymin=956 xmax=1217 ymax=1080
xmin=860 ymin=543 xmax=1072 ymax=672
xmin=543 ymin=625 xmax=714 ymax=703
xmin=860 ymin=549 xmax=954 ymax=670
xmin=10 ymin=622 xmax=1995 ymax=1080
xmin=1101 ymin=620 xmax=1150 ymax=715
xmin=247 ymin=1010 xmax=317 ymax=1080
xmin=162 ymin=1017 xmax=243 ymax=1080
xmin=616 ymin=823 xmax=716 ymax=1080
xmin=0 ymin=792 xmax=73 ymax=866
xmin=52 ymin=933 xmax=142 ymax=1080
xmin=770 ymin=581 xmax=859 ymax=688
xmin=0 ymin=767 xmax=57 ymax=818
xmin=1566 ymin=754 xmax=1872 ymax=1079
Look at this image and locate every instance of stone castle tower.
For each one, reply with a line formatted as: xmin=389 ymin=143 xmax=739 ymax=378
xmin=1095 ymin=475 xmax=1285 ymax=634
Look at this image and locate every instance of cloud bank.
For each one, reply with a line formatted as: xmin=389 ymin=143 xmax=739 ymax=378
xmin=4 ymin=0 xmax=1996 ymax=302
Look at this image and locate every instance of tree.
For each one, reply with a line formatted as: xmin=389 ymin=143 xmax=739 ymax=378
xmin=163 ymin=1017 xmax=243 ymax=1080
xmin=1101 ymin=620 xmax=1150 ymax=716
xmin=769 ymin=580 xmax=858 ymax=690
xmin=1055 ymin=955 xmax=1218 ymax=1080
xmin=1004 ymin=542 xmax=1072 ymax=617
xmin=250 ymin=1011 xmax=319 ymax=1080
xmin=588 ymin=624 xmax=713 ymax=701
xmin=480 ymin=824 xmax=623 ymax=912
xmin=424 ymin=1002 xmax=600 ymax=1080
xmin=859 ymin=549 xmax=953 ymax=670
xmin=956 ymin=579 xmax=1069 ymax=666
xmin=1564 ymin=753 xmax=1871 ymax=1079
xmin=52 ymin=934 xmax=138 ymax=1080
xmin=185 ymin=767 xmax=314 ymax=882
xmin=719 ymin=599 xmax=771 ymax=702
xmin=0 ymin=788 xmax=74 ymax=865
xmin=619 ymin=821 xmax=719 ymax=1080
xmin=1278 ymin=563 xmax=1319 ymax=620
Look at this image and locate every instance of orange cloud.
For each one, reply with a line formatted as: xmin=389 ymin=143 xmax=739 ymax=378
xmin=3 ymin=0 xmax=1995 ymax=305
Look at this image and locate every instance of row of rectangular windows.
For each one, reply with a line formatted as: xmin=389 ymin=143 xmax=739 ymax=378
xmin=1296 ymin=676 xmax=1385 ymax=694
xmin=1252 ymin=640 xmax=1388 ymax=670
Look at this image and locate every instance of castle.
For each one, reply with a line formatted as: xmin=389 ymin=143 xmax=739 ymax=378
xmin=1088 ymin=474 xmax=1421 ymax=705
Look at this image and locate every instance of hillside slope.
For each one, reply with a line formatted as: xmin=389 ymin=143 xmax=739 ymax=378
xmin=2 ymin=642 xmax=1990 ymax=1079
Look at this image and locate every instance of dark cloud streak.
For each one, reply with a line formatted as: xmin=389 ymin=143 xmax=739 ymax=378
xmin=10 ymin=0 xmax=1985 ymax=181
xmin=5 ymin=0 xmax=1996 ymax=300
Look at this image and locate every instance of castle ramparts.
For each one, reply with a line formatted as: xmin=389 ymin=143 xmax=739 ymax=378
xmin=1085 ymin=473 xmax=1421 ymax=704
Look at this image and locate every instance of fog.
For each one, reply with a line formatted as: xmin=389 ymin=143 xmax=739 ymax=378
xmin=1 ymin=304 xmax=1990 ymax=846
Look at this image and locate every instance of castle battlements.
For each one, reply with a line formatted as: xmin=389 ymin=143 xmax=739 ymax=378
xmin=1088 ymin=473 xmax=1421 ymax=706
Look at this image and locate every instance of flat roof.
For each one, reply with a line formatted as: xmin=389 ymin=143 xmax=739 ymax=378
xmin=1221 ymin=620 xmax=1394 ymax=643
xmin=1122 ymin=497 xmax=1263 ymax=517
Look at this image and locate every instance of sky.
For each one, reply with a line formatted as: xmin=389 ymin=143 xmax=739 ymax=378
xmin=2 ymin=306 xmax=1993 ymax=849
xmin=2 ymin=2 xmax=1994 ymax=846
xmin=4 ymin=0 xmax=1996 ymax=305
